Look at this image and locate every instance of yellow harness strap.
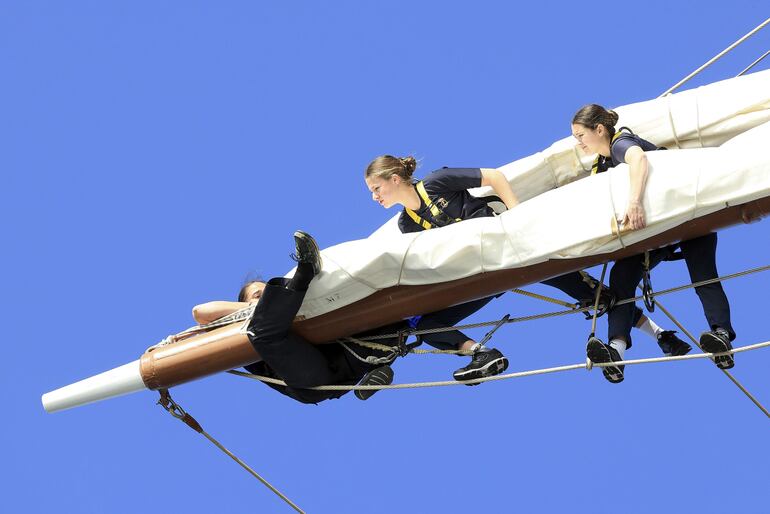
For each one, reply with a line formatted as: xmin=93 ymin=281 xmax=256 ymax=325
xmin=405 ymin=206 xmax=433 ymax=230
xmin=590 ymin=129 xmax=628 ymax=175
xmin=404 ymin=181 xmax=462 ymax=230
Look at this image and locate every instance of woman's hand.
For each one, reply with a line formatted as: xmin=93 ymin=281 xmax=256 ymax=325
xmin=622 ymin=200 xmax=646 ymax=230
xmin=622 ymin=146 xmax=649 ymax=231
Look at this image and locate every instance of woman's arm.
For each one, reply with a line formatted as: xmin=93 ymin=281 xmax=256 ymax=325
xmin=192 ymin=301 xmax=250 ymax=324
xmin=480 ymin=168 xmax=519 ymax=209
xmin=622 ymin=146 xmax=649 ymax=230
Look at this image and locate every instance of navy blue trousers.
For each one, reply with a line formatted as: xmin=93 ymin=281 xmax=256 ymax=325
xmin=246 ymin=278 xmax=497 ymax=401
xmin=542 ymin=271 xmax=644 ymax=328
xmin=416 ymin=296 xmax=496 ymax=351
xmin=607 ymin=232 xmax=734 ymax=347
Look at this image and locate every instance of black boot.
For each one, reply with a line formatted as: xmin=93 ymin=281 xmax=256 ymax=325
xmin=287 ymin=231 xmax=323 ymax=291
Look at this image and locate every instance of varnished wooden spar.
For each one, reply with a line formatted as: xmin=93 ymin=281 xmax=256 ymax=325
xmin=134 ymin=197 xmax=769 ymax=392
xmin=293 ymin=198 xmax=770 ymax=342
xmin=42 ymin=196 xmax=769 ymax=412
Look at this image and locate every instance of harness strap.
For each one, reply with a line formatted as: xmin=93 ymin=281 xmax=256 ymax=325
xmin=591 ymin=127 xmax=633 ymax=175
xmin=642 ymin=250 xmax=656 ymax=312
xmin=404 ymin=180 xmax=462 ymax=230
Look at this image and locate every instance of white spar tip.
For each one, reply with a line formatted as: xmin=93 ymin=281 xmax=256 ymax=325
xmin=42 ymin=359 xmax=147 ymax=413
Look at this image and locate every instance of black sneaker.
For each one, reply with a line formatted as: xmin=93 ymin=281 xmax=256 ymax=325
xmin=657 ymin=330 xmax=692 ymax=356
xmin=586 ymin=337 xmax=624 ymax=383
xmin=355 ymin=365 xmax=394 ymax=401
xmin=699 ymin=329 xmax=734 ymax=370
xmin=291 ymin=230 xmax=323 ymax=275
xmin=452 ymin=348 xmax=509 ymax=383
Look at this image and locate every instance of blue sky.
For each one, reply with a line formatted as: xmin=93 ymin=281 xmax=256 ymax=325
xmin=4 ymin=2 xmax=770 ymax=513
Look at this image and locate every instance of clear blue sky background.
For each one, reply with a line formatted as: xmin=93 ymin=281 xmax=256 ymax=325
xmin=4 ymin=2 xmax=769 ymax=513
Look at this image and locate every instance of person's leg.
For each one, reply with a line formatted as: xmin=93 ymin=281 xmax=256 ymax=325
xmin=679 ymin=234 xmax=735 ymax=338
xmin=679 ymin=233 xmax=735 ymax=369
xmin=635 ymin=312 xmax=691 ymax=356
xmin=545 ymin=271 xmax=688 ymax=355
xmin=246 ymin=230 xmax=336 ymax=388
xmin=588 ymin=253 xmax=648 ymax=383
xmin=418 ymin=296 xmax=495 ymax=350
xmin=418 ymin=296 xmax=509 ymax=381
xmin=247 ymin=280 xmax=337 ymax=387
xmin=606 ymin=255 xmax=646 ymax=351
xmin=541 ymin=271 xmax=597 ymax=301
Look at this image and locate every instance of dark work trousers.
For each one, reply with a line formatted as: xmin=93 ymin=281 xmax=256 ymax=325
xmin=607 ymin=232 xmax=734 ymax=347
xmin=417 ymin=296 xmax=497 ymax=351
xmin=541 ymin=271 xmax=644 ymax=327
xmin=246 ymin=277 xmax=398 ymax=403
xmin=247 ymin=277 xmax=348 ymax=388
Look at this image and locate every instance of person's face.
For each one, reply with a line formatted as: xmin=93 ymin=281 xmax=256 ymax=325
xmin=243 ymin=281 xmax=266 ymax=303
xmin=572 ymin=123 xmax=607 ymax=155
xmin=365 ymin=175 xmax=403 ymax=209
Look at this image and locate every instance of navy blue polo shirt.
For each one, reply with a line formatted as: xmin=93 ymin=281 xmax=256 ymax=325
xmin=594 ymin=129 xmax=658 ymax=173
xmin=397 ymin=167 xmax=494 ymax=233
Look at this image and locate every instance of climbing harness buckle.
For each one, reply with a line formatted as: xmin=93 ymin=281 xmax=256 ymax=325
xmin=396 ymin=330 xmax=411 ymax=357
xmin=642 ymin=251 xmax=656 ymax=312
xmin=478 ymin=314 xmax=510 ymax=347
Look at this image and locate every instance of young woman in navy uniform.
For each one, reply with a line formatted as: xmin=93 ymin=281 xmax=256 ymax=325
xmin=193 ymin=231 xmax=505 ymax=400
xmin=571 ymin=104 xmax=736 ymax=383
xmin=364 ymin=156 xmax=684 ymax=380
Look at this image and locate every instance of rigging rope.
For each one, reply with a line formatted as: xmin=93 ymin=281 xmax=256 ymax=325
xmin=360 ymin=263 xmax=770 ymax=341
xmin=157 ymin=389 xmax=306 ymax=513
xmin=737 ymin=50 xmax=770 ymax=77
xmin=228 ymin=339 xmax=770 ymax=390
xmin=651 ymin=297 xmax=770 ymax=418
xmin=229 ymin=261 xmax=770 ymax=419
xmin=659 ymin=17 xmax=770 ymax=96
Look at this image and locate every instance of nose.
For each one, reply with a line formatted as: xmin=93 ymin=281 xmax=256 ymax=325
xmin=372 ymin=191 xmax=379 ymax=202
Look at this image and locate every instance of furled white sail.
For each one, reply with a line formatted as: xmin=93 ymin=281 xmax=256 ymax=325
xmin=297 ymin=71 xmax=770 ymax=320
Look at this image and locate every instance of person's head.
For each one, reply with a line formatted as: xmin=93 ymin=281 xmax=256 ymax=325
xmin=238 ymin=280 xmax=267 ymax=303
xmin=364 ymin=155 xmax=417 ymax=208
xmin=571 ymin=104 xmax=619 ymax=155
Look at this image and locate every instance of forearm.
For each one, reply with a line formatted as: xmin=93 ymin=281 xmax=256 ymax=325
xmin=480 ymin=168 xmax=519 ymax=209
xmin=627 ymin=154 xmax=648 ymax=204
xmin=192 ymin=301 xmax=250 ymax=324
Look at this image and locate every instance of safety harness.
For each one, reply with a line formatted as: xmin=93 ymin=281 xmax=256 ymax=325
xmin=590 ymin=126 xmax=634 ymax=175
xmin=404 ymin=181 xmax=463 ymax=230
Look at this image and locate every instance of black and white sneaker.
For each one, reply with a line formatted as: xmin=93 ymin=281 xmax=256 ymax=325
xmin=699 ymin=328 xmax=734 ymax=370
xmin=291 ymin=230 xmax=323 ymax=275
xmin=586 ymin=337 xmax=624 ymax=384
xmin=355 ymin=365 xmax=394 ymax=401
xmin=452 ymin=348 xmax=509 ymax=383
xmin=657 ymin=330 xmax=692 ymax=357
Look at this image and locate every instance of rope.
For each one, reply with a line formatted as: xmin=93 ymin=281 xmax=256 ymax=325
xmin=737 ymin=50 xmax=770 ymax=77
xmin=342 ymin=336 xmax=474 ymax=357
xmin=361 ymin=263 xmax=770 ymax=341
xmin=588 ymin=263 xmax=608 ymax=337
xmin=511 ymin=288 xmax=577 ymax=309
xmin=147 ymin=304 xmax=255 ymax=352
xmin=659 ymin=17 xmax=770 ymax=96
xmin=651 ymin=298 xmax=770 ymax=418
xmin=228 ymin=339 xmax=770 ymax=390
xmin=156 ymin=390 xmax=306 ymax=513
